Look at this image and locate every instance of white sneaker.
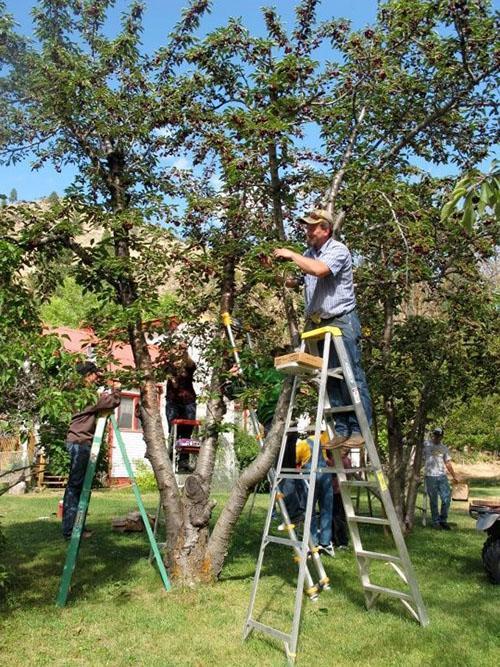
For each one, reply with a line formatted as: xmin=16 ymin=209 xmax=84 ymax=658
xmin=319 ymin=543 xmax=335 ymax=557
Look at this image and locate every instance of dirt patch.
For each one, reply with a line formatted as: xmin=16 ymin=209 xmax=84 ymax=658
xmin=454 ymin=462 xmax=500 ymax=480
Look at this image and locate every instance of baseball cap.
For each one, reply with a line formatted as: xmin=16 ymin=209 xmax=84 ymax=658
xmin=298 ymin=208 xmax=334 ymax=226
xmin=76 ymin=361 xmax=100 ymax=376
xmin=432 ymin=427 xmax=443 ymax=435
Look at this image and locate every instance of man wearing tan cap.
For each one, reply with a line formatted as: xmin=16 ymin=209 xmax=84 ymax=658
xmin=273 ymin=209 xmax=372 ymax=448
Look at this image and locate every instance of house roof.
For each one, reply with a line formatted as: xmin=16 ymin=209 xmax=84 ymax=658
xmin=45 ymin=326 xmax=161 ymax=371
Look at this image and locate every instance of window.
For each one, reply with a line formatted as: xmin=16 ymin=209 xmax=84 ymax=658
xmin=117 ymin=395 xmax=141 ymax=431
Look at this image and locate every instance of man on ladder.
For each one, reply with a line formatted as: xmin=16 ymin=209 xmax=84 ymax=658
xmin=62 ymin=361 xmax=121 ymax=540
xmin=243 ymin=208 xmax=428 ymax=662
xmin=273 ymin=207 xmax=372 ymax=449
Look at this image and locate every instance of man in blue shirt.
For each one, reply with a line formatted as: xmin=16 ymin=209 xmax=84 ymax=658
xmin=273 ymin=208 xmax=372 ymax=448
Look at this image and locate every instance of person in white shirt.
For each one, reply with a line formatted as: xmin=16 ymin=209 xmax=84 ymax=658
xmin=423 ymin=427 xmax=459 ymax=530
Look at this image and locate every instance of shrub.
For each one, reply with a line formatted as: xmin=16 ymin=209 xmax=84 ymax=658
xmin=134 ymin=460 xmax=158 ymax=492
xmin=233 ymin=428 xmax=260 ymax=470
xmin=444 ymin=393 xmax=500 ymax=454
xmin=233 ymin=428 xmax=269 ymax=493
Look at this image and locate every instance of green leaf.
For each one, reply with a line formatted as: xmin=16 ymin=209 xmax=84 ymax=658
xmin=480 ymin=181 xmax=493 ymax=205
xmin=440 ymin=201 xmax=454 ymax=221
xmin=462 ymin=198 xmax=475 ymax=232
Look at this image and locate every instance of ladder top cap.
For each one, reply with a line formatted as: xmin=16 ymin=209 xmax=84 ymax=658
xmin=301 ymin=326 xmax=342 ymax=340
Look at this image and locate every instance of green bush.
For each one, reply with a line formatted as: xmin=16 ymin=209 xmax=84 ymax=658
xmin=233 ymin=428 xmax=269 ymax=493
xmin=444 ymin=393 xmax=499 ymax=453
xmin=233 ymin=428 xmax=260 ymax=470
xmin=134 ymin=460 xmax=158 ymax=492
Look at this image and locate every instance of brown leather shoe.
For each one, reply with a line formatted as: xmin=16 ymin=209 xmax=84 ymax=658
xmin=343 ymin=433 xmax=365 ymax=448
xmin=324 ymin=435 xmax=348 ymax=450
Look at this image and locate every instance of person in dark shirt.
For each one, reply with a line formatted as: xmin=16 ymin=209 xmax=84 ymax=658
xmin=62 ymin=361 xmax=121 ymax=539
xmin=164 ymin=343 xmax=197 ymax=472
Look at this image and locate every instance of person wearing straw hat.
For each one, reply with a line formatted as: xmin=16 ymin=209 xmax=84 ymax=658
xmin=273 ymin=208 xmax=372 ymax=449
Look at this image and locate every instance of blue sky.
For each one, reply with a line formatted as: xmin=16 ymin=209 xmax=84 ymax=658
xmin=1 ymin=1 xmax=496 ymax=201
xmin=0 ymin=0 xmax=378 ymax=201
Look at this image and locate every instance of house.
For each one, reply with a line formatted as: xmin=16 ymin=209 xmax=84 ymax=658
xmin=49 ymin=326 xmax=238 ymax=489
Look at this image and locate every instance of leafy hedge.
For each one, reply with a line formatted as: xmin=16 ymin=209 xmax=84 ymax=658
xmin=443 ymin=394 xmax=499 ymax=453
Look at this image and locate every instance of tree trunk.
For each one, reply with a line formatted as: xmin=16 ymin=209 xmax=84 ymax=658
xmin=380 ymin=294 xmax=405 ymax=522
xmin=385 ymin=398 xmax=406 ymax=521
xmin=207 ymin=376 xmax=293 ymax=577
xmin=404 ymin=392 xmax=430 ymax=530
xmin=167 ymin=216 xmax=241 ymax=583
xmin=267 ymin=140 xmax=300 ymax=347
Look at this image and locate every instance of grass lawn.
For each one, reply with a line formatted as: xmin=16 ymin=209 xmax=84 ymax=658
xmin=1 ymin=481 xmax=499 ymax=666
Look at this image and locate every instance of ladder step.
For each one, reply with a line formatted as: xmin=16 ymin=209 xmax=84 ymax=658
xmin=363 ymin=583 xmax=413 ymax=603
xmin=340 ymin=480 xmax=377 ymax=489
xmin=356 ymin=550 xmax=402 ymax=564
xmin=336 ymin=467 xmax=376 ymax=474
xmin=347 ymin=515 xmax=390 ymax=526
xmin=246 ymin=619 xmax=292 ymax=645
xmin=324 ymin=405 xmax=355 ymax=414
xmin=277 ymin=471 xmax=311 ymax=480
xmin=286 ymin=426 xmax=316 ymax=433
xmin=266 ymin=535 xmax=304 ymax=549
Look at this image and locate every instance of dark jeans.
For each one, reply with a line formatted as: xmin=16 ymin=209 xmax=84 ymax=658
xmin=280 ymin=478 xmax=306 ymax=521
xmin=166 ymin=401 xmax=197 ymax=466
xmin=332 ymin=492 xmax=349 ymax=547
xmin=304 ymin=456 xmax=333 ymax=546
xmin=62 ymin=442 xmax=91 ymax=538
xmin=318 ymin=309 xmax=372 ymax=437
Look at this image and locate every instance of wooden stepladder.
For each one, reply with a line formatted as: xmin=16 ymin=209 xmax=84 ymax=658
xmin=243 ymin=325 xmax=428 ymax=663
xmin=56 ymin=413 xmax=170 ymax=607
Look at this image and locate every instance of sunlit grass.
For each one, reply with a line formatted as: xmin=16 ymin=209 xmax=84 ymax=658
xmin=1 ymin=482 xmax=499 ymax=666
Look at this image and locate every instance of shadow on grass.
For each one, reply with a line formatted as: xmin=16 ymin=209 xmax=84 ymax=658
xmin=1 ymin=513 xmax=160 ymax=615
xmin=222 ymin=497 xmax=500 ymax=641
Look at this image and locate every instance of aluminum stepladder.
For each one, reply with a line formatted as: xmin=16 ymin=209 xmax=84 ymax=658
xmin=221 ymin=312 xmax=330 ymax=602
xmin=243 ymin=325 xmax=428 ymax=664
xmin=56 ymin=412 xmax=170 ymax=607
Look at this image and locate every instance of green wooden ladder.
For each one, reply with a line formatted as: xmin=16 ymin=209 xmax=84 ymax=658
xmin=56 ymin=412 xmax=170 ymax=607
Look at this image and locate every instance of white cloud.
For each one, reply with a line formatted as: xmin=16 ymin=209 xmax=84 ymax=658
xmin=172 ymin=156 xmax=192 ymax=171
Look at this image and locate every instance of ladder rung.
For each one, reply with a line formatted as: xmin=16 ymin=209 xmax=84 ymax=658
xmin=334 ymin=467 xmax=375 ymax=474
xmin=347 ymin=515 xmax=390 ymax=526
xmin=286 ymin=426 xmax=317 ymax=433
xmin=340 ymin=480 xmax=377 ymax=489
xmin=246 ymin=619 xmax=292 ymax=645
xmin=356 ymin=550 xmax=402 ymax=564
xmin=363 ymin=583 xmax=413 ymax=602
xmin=324 ymin=405 xmax=354 ymax=414
xmin=266 ymin=535 xmax=304 ymax=549
xmin=277 ymin=471 xmax=311 ymax=480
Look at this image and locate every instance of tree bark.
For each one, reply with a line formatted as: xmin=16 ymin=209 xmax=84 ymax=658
xmin=267 ymin=140 xmax=300 ymax=347
xmin=207 ymin=376 xmax=293 ymax=577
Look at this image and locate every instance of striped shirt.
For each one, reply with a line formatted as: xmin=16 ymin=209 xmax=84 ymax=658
xmin=304 ymin=237 xmax=356 ymax=319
